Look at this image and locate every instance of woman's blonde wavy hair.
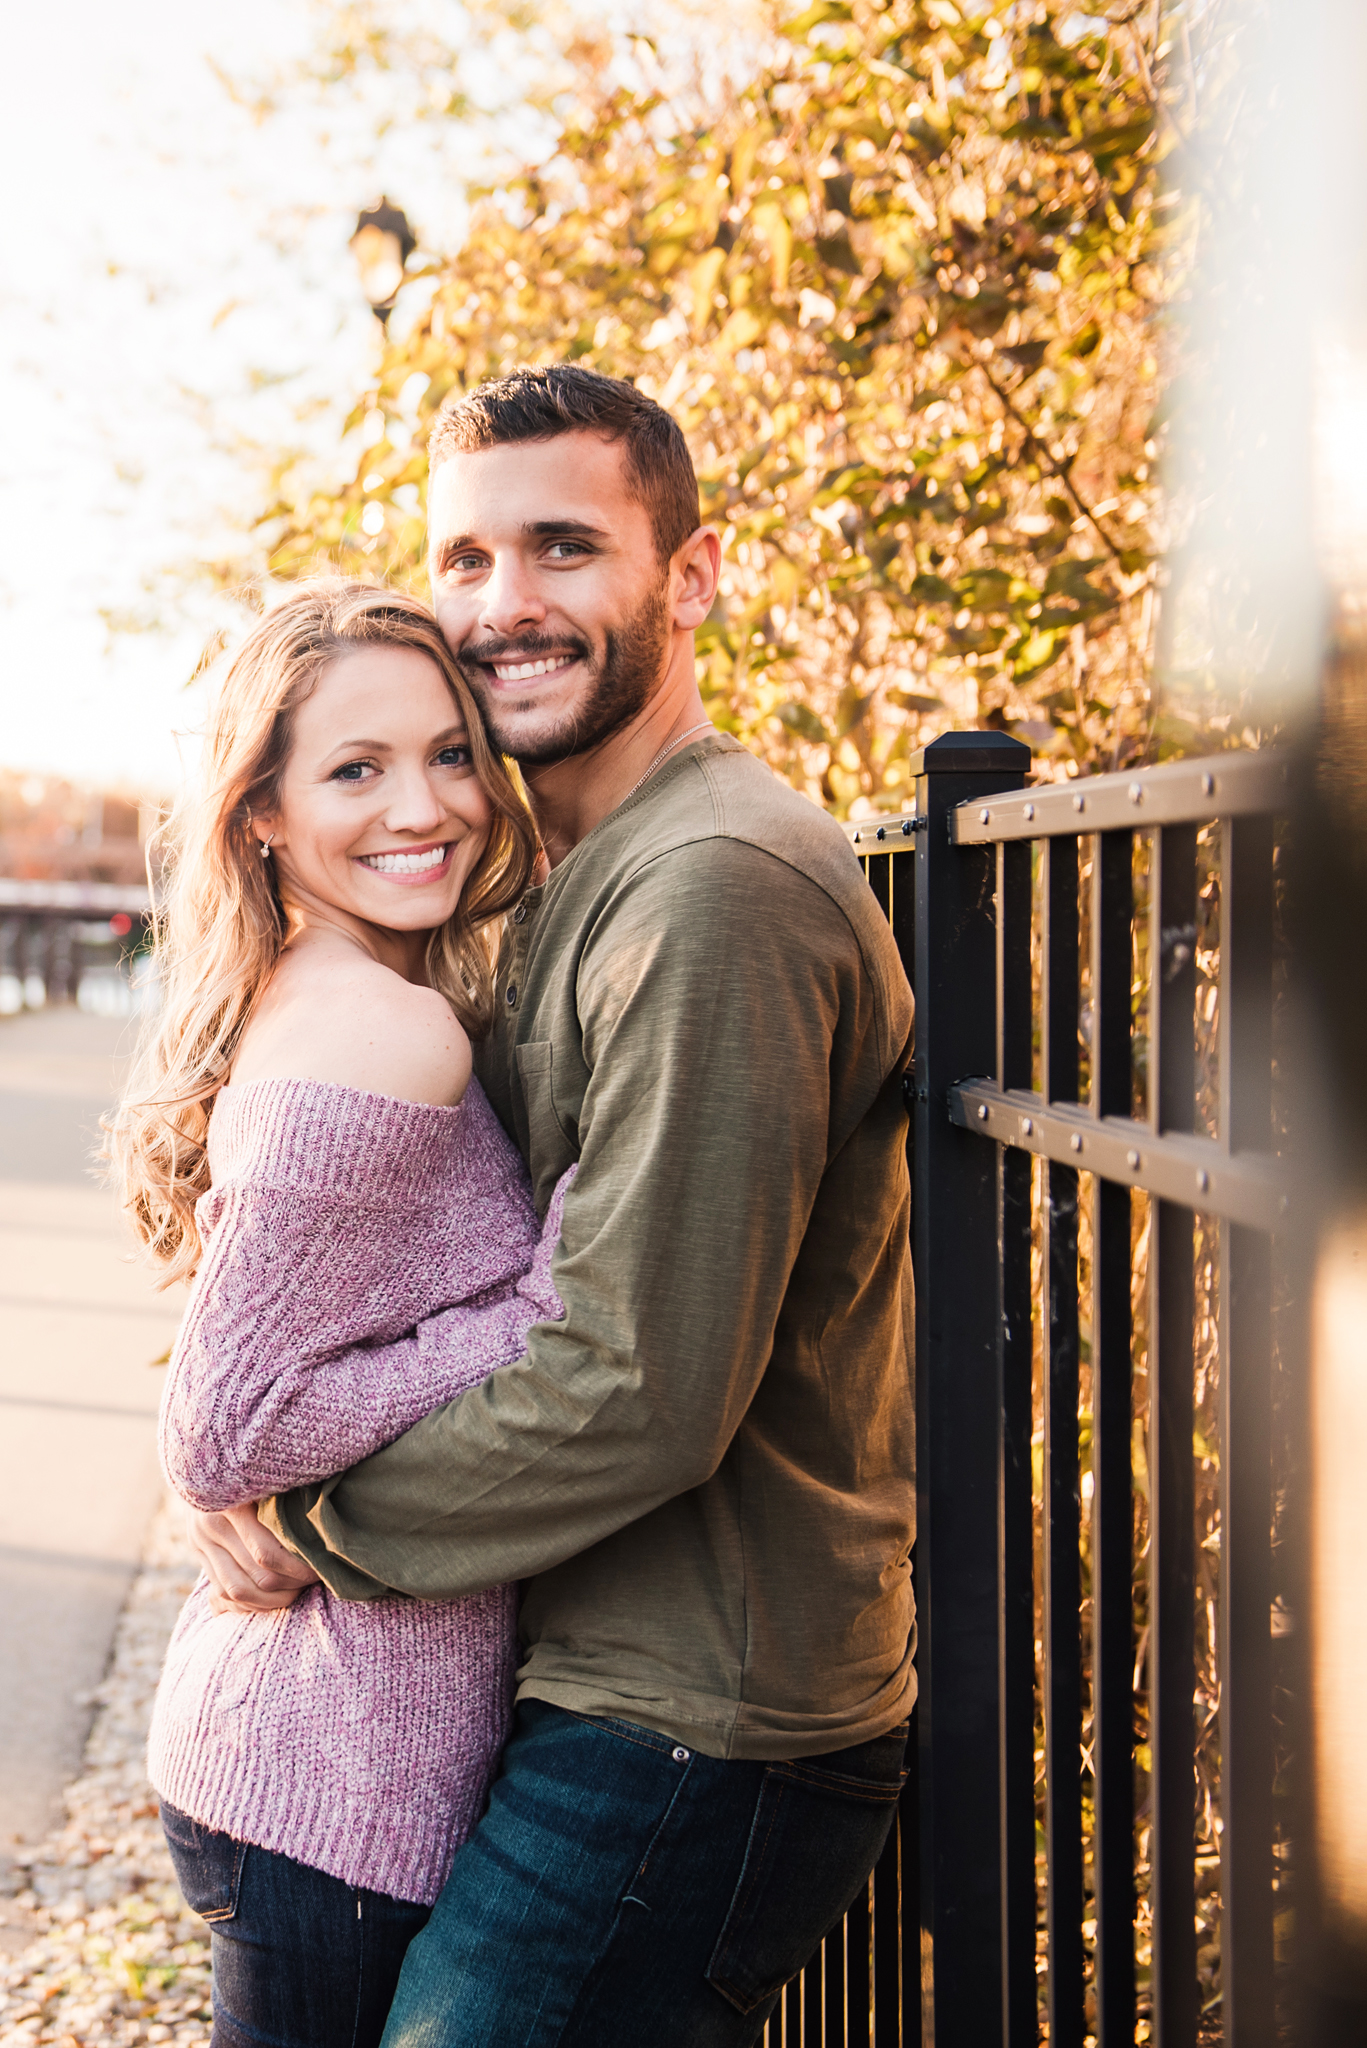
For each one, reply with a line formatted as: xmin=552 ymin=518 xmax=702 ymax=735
xmin=106 ymin=578 xmax=537 ymax=1287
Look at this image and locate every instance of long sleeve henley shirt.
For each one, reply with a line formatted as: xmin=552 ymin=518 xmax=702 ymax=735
xmin=263 ymin=735 xmax=917 ymax=1760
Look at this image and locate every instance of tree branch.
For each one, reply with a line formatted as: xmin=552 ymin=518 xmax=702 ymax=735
xmin=976 ymin=356 xmax=1128 ymax=566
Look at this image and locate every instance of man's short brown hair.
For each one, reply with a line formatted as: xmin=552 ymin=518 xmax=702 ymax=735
xmin=428 ymin=365 xmax=701 ymax=564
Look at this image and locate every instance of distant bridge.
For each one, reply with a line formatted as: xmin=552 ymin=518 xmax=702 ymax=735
xmin=0 ymin=880 xmax=152 ymax=917
xmin=0 ymin=881 xmax=153 ymax=1006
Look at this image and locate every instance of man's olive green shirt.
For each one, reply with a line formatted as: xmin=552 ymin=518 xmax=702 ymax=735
xmin=265 ymin=736 xmax=917 ymax=1759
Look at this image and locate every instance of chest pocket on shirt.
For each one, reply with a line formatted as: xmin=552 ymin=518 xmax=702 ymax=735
xmin=515 ymin=1040 xmax=580 ymax=1216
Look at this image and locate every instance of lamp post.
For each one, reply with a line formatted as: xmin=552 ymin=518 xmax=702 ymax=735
xmin=349 ymin=198 xmax=416 ymax=325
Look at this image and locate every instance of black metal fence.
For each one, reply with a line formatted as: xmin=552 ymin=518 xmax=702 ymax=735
xmin=767 ymin=730 xmax=1293 ymax=2047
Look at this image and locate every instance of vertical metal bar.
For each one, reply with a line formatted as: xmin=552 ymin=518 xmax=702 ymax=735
xmin=997 ymin=837 xmax=1036 ymax=2046
xmin=1219 ymin=1221 xmax=1274 ymax=2045
xmin=1150 ymin=825 xmax=1197 ymax=1136
xmin=1092 ymin=1179 xmax=1135 ymax=2044
xmin=1151 ymin=1197 xmax=1198 ymax=2048
xmin=1044 ymin=1158 xmax=1084 ymax=2048
xmin=998 ymin=842 xmax=1032 ymax=1095
xmin=805 ymin=1938 xmax=825 ymax=2044
xmin=873 ymin=1804 xmax=903 ymax=2046
xmin=1218 ymin=814 xmax=1273 ymax=1156
xmin=1218 ymin=810 xmax=1276 ymax=2047
xmin=1039 ymin=833 xmax=1083 ymax=2046
xmin=899 ymin=1782 xmax=919 ymax=2046
xmin=1041 ymin=838 xmax=1080 ymax=1104
xmin=1148 ymin=825 xmax=1198 ymax=2044
xmin=891 ymin=846 xmax=916 ymax=1284
xmin=913 ymin=730 xmax=1029 ymax=2048
xmin=1091 ymin=829 xmax=1136 ymax=2046
xmin=781 ymin=1974 xmax=800 ymax=2045
xmin=1092 ymin=833 xmax=1133 ymax=1122
xmin=825 ymin=1921 xmax=848 ymax=2047
xmin=855 ymin=843 xmax=913 ymax=2048
xmin=846 ymin=1875 xmax=872 ymax=2047
xmin=866 ymin=851 xmax=893 ymax=923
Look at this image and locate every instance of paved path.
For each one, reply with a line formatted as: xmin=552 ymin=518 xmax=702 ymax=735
xmin=0 ymin=1006 xmax=182 ymax=1873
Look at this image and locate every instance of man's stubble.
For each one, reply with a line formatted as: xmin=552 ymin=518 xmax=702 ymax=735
xmin=457 ymin=575 xmax=673 ymax=769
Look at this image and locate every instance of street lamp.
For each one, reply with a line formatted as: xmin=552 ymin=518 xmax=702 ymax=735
xmin=350 ymin=198 xmax=416 ymax=325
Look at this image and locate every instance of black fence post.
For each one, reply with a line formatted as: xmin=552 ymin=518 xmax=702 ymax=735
xmin=912 ymin=729 xmax=1030 ymax=2048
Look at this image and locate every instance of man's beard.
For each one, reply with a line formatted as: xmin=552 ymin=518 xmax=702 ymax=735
xmin=457 ymin=578 xmax=672 ymax=767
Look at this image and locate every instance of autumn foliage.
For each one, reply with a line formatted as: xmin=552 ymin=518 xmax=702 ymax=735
xmin=263 ymin=0 xmax=1181 ymax=814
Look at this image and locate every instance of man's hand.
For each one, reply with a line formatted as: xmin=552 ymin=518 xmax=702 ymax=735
xmin=186 ymin=1503 xmax=322 ymax=1617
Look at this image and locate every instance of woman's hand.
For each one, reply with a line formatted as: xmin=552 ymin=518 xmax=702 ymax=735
xmin=185 ymin=1502 xmax=322 ymax=1616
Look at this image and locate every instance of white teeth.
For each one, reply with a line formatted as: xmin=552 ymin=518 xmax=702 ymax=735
xmin=359 ymin=846 xmax=449 ymax=875
xmin=491 ymin=656 xmax=569 ymax=682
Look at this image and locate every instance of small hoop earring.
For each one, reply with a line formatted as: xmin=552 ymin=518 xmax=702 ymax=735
xmin=259 ymin=834 xmax=275 ymax=859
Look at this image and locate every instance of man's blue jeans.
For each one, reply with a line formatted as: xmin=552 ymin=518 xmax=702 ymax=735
xmin=381 ymin=1699 xmax=910 ymax=2048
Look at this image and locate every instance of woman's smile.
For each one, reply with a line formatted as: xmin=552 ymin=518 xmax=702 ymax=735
xmin=355 ymin=840 xmax=456 ymax=881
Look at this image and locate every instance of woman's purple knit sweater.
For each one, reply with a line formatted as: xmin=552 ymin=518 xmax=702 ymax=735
xmin=147 ymin=1075 xmax=568 ymax=1906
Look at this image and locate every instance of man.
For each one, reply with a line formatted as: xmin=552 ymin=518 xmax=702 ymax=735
xmin=195 ymin=364 xmax=916 ymax=2046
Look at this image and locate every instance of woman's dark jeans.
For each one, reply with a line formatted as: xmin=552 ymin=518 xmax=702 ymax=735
xmin=160 ymin=1802 xmax=430 ymax=2048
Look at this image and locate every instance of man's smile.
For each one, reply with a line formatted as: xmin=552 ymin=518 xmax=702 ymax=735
xmin=489 ymin=653 xmax=579 ymax=685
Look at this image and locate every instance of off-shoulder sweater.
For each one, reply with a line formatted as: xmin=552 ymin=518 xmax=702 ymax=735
xmin=147 ymin=1075 xmax=567 ymax=1905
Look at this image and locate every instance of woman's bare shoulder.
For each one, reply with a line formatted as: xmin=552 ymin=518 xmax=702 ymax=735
xmin=231 ymin=947 xmax=472 ymax=1107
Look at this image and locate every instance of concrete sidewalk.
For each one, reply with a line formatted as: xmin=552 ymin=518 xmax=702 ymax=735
xmin=0 ymin=1006 xmax=182 ymax=1883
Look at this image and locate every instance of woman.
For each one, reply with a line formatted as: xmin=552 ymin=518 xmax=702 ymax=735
xmin=107 ymin=580 xmax=570 ymax=2048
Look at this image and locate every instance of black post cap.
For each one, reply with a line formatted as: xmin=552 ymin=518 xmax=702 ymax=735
xmin=911 ymin=730 xmax=1032 ymax=775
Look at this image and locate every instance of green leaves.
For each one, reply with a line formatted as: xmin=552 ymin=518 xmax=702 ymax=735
xmin=777 ymin=699 xmax=831 ymax=744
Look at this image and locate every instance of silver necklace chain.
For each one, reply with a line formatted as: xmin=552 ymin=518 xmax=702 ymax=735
xmin=622 ymin=721 xmax=714 ymax=805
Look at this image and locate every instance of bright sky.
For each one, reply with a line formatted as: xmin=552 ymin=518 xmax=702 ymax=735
xmin=0 ymin=0 xmax=526 ymax=796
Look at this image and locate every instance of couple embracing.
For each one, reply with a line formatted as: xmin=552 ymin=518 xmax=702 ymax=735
xmin=109 ymin=364 xmax=917 ymax=2048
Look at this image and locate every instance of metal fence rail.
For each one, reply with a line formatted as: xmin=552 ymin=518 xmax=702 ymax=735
xmin=771 ymin=730 xmax=1291 ymax=2046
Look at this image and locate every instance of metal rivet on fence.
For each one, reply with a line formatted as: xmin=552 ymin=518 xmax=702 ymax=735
xmin=1197 ymin=1169 xmax=1209 ymax=1193
xmin=1072 ymin=793 xmax=1085 ymax=812
xmin=980 ymin=808 xmax=991 ymax=823
xmin=1127 ymin=1147 xmax=1140 ymax=1168
xmin=1201 ymin=771 xmax=1214 ymax=795
xmin=1024 ymin=802 xmax=1035 ymax=820
xmin=1071 ymin=1133 xmax=1083 ymax=1152
xmin=1023 ymin=1117 xmax=1034 ymax=1136
xmin=1129 ymin=781 xmax=1144 ymax=803
xmin=977 ymin=1103 xmax=989 ymax=1121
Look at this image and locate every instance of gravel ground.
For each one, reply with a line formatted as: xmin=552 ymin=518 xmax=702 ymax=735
xmin=0 ymin=1496 xmax=213 ymax=2047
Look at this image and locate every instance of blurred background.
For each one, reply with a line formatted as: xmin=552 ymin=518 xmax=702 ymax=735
xmin=3 ymin=0 xmax=1367 ymax=2041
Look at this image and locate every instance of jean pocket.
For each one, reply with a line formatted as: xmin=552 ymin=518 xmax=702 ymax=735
xmin=705 ymin=1731 xmax=909 ymax=2016
xmin=160 ymin=1802 xmax=248 ymax=1924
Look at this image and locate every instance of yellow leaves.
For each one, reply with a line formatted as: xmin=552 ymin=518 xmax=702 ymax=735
xmin=767 ymin=555 xmax=802 ymax=609
xmin=647 ymin=239 xmax=691 ymax=277
xmin=730 ymin=128 xmax=759 ymax=197
xmin=689 ymin=247 xmax=726 ymax=332
xmin=752 ymin=201 xmax=793 ymax=292
xmin=719 ymin=308 xmax=764 ymax=352
xmin=257 ymin=0 xmax=1177 ymax=809
xmin=871 ymin=216 xmax=921 ymax=281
